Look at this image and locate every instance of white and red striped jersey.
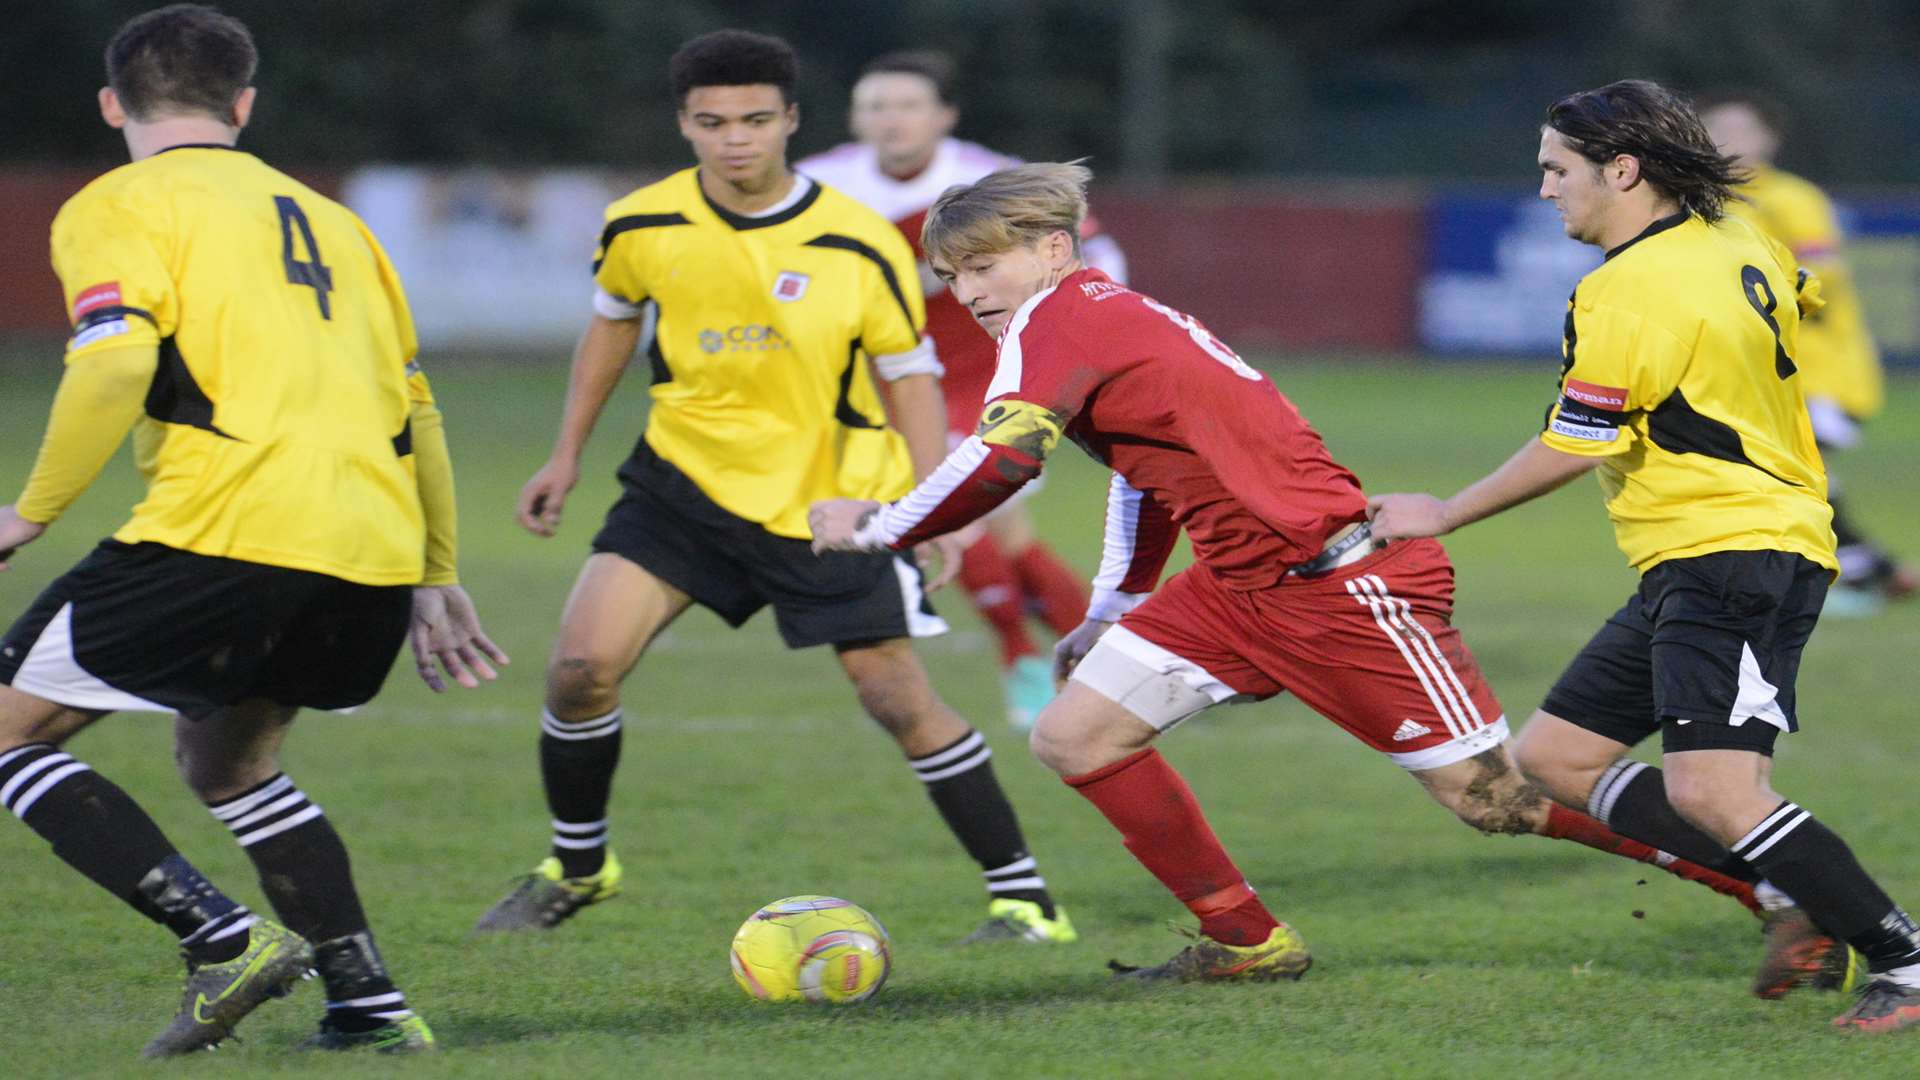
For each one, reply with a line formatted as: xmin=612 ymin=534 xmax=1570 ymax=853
xmin=800 ymin=138 xmax=1127 ymax=435
xmin=852 ymin=269 xmax=1368 ymax=614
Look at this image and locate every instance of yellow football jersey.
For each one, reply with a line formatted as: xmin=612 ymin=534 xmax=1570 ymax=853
xmin=1725 ymin=164 xmax=1883 ymax=419
xmin=49 ymin=145 xmax=432 ymax=586
xmin=1541 ymin=212 xmax=1837 ymax=573
xmin=592 ymin=168 xmax=925 ymax=539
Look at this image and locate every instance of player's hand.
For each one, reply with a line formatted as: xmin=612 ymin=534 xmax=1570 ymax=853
xmin=0 ymin=506 xmax=47 ymax=572
xmin=409 ymin=584 xmax=511 ymax=692
xmin=517 ymin=458 xmax=580 ymax=538
xmin=1367 ymin=493 xmax=1452 ymax=540
xmin=914 ymin=532 xmax=967 ymax=593
xmin=808 ymin=498 xmax=883 ymax=554
xmin=1052 ymin=618 xmax=1114 ymax=686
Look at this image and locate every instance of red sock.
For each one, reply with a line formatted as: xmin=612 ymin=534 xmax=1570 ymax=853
xmin=959 ymin=534 xmax=1040 ymax=666
xmin=1012 ymin=543 xmax=1089 ymax=638
xmin=1541 ymin=804 xmax=1762 ymax=916
xmin=1065 ymin=748 xmax=1278 ymax=944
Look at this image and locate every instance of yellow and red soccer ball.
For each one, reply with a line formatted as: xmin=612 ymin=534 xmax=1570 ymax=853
xmin=729 ymin=895 xmax=892 ymax=1004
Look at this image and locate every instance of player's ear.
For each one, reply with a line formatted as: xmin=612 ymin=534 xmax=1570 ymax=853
xmin=1610 ymin=153 xmax=1643 ymax=192
xmin=99 ymin=87 xmax=128 ymax=129
xmin=784 ymin=101 xmax=800 ymax=136
xmin=231 ymin=86 xmax=257 ymax=130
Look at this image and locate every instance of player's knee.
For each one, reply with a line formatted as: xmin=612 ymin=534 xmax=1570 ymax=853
xmin=1027 ymin=711 xmax=1078 ymax=775
xmin=1449 ymin=785 xmax=1539 ymax=835
xmin=1661 ymin=771 xmax=1735 ymax=839
xmin=850 ymin=668 xmax=932 ymax=740
xmin=172 ymin=738 xmax=276 ymax=803
xmin=545 ymin=654 xmax=624 ymax=717
xmin=1428 ymin=750 xmax=1545 ymax=836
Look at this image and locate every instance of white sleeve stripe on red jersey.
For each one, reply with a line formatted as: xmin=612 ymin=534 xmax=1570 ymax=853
xmin=983 ymin=284 xmax=1059 ymax=403
xmin=1086 ymin=471 xmax=1150 ymax=622
xmin=862 ymin=436 xmax=993 ymax=547
xmin=1092 ymin=471 xmax=1142 ymax=592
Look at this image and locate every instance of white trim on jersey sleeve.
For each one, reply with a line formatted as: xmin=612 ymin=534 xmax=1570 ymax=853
xmin=983 ymin=284 xmax=1059 ymax=403
xmin=853 ymin=435 xmax=995 ymax=549
xmin=872 ymin=335 xmax=944 ymax=381
xmin=1087 ymin=471 xmax=1150 ymax=622
xmin=592 ymin=287 xmax=646 ymax=321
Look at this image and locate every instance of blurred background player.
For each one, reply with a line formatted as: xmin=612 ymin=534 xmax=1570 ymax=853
xmin=0 ymin=4 xmax=503 ymax=1056
xmin=814 ymin=162 xmax=1788 ymax=985
xmin=1374 ymin=80 xmax=1920 ymax=1031
xmin=477 ymin=30 xmax=1073 ymax=946
xmin=801 ymin=51 xmax=1129 ymax=730
xmin=1698 ymin=90 xmax=1914 ymax=614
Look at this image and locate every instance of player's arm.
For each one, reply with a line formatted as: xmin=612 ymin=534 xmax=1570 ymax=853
xmin=1369 ymin=437 xmax=1599 ymax=539
xmin=1 ymin=341 xmax=158 ymax=569
xmin=809 ymin=398 xmax=1065 ymax=553
xmin=1371 ymin=300 xmax=1663 ymax=540
xmin=873 ymin=337 xmax=948 ymax=481
xmin=518 ymin=310 xmax=643 ymax=537
xmin=1053 ymin=472 xmax=1180 ymax=681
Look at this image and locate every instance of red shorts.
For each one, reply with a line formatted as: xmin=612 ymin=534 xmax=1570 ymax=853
xmin=1115 ymin=538 xmax=1508 ymax=768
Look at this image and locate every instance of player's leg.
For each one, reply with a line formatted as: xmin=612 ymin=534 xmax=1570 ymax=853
xmin=955 ymin=529 xmax=1051 ymax=730
xmin=0 ymin=545 xmax=315 ymax=1055
xmin=174 ymin=698 xmax=429 ymax=1052
xmin=476 ymin=552 xmax=694 ymax=931
xmin=1513 ymin=554 xmax=1868 ymax=1002
xmin=1299 ymin=545 xmax=1765 ymax=910
xmin=1662 ymin=742 xmax=1920 ymax=1030
xmin=989 ymin=506 xmax=1089 ymax=639
xmin=1035 ymin=627 xmax=1309 ymax=981
xmin=1634 ymin=553 xmax=1920 ymax=1030
xmin=1410 ymin=742 xmax=1760 ymax=911
xmin=834 ymin=635 xmax=1072 ymax=943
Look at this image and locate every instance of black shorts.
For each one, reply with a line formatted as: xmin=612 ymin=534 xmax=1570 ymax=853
xmin=0 ymin=541 xmax=411 ymax=714
xmin=590 ymin=441 xmax=947 ymax=649
xmin=1542 ymin=549 xmax=1830 ymax=756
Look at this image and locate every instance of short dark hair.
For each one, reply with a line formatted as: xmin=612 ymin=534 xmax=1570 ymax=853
xmin=669 ymin=30 xmax=798 ymax=106
xmin=1546 ymin=79 xmax=1743 ymax=222
xmin=859 ymin=50 xmax=957 ymax=105
xmin=1694 ymin=87 xmax=1791 ymax=140
xmin=105 ymin=4 xmax=256 ymax=123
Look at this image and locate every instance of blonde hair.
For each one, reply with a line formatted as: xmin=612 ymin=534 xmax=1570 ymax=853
xmin=922 ymin=161 xmax=1090 ymax=266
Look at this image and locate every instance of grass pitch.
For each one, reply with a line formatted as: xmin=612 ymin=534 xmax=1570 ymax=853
xmin=0 ymin=352 xmax=1915 ymax=1078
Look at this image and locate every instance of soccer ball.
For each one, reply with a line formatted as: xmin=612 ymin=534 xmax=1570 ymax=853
xmin=729 ymin=895 xmax=892 ymax=1004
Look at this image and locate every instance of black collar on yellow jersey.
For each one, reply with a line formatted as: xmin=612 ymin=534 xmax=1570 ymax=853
xmin=152 ymin=142 xmax=244 ymax=155
xmin=697 ymin=169 xmax=822 ymax=231
xmin=1605 ymin=211 xmax=1689 ymax=261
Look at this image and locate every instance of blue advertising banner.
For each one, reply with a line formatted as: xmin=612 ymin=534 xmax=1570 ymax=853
xmin=1420 ymin=192 xmax=1920 ymax=367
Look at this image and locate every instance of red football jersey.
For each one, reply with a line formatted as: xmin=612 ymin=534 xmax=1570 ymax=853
xmin=863 ymin=268 xmax=1367 ymax=592
xmin=988 ymin=269 xmax=1366 ymax=589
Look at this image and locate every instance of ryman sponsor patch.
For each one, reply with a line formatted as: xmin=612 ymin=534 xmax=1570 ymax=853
xmin=1563 ymin=378 xmax=1628 ymax=410
xmin=71 ymin=281 xmax=122 ymax=322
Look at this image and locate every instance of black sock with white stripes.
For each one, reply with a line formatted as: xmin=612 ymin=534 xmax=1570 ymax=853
xmin=206 ymin=774 xmax=409 ymax=1032
xmin=541 ymin=707 xmax=623 ymax=878
xmin=910 ymin=730 xmax=1055 ymax=918
xmin=1733 ymin=800 xmax=1920 ymax=980
xmin=0 ymin=743 xmax=252 ymax=960
xmin=1586 ymin=760 xmax=1759 ymax=883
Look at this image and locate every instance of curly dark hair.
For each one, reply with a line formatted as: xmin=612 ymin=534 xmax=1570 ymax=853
xmin=1546 ymin=79 xmax=1742 ymax=222
xmin=106 ymin=4 xmax=256 ymax=122
xmin=669 ymin=30 xmax=798 ymax=106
